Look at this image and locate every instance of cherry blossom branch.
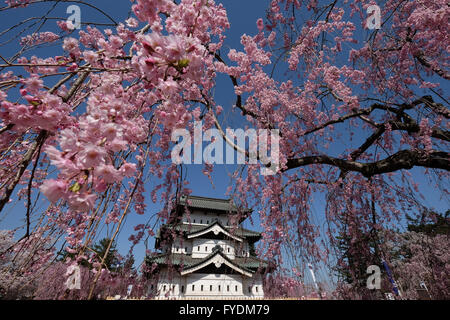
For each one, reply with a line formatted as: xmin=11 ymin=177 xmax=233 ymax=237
xmin=86 ymin=117 xmax=157 ymax=299
xmin=0 ymin=68 xmax=89 ymax=214
xmin=414 ymin=51 xmax=450 ymax=81
xmin=25 ymin=133 xmax=44 ymax=238
xmin=87 ymin=171 xmax=139 ymax=299
xmin=0 ymin=129 xmax=47 ymax=213
xmin=0 ymin=123 xmax=14 ymax=135
xmin=0 ymin=0 xmax=118 ymax=26
xmin=285 ymin=149 xmax=449 ymax=178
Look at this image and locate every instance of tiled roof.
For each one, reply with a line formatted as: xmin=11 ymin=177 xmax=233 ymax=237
xmin=146 ymin=251 xmax=268 ymax=271
xmin=178 ymin=195 xmax=250 ymax=213
xmin=157 ymin=221 xmax=261 ymax=240
xmin=234 ymin=255 xmax=268 ymax=269
xmin=146 ymin=252 xmax=197 ymax=267
xmin=181 ymin=249 xmax=255 ymax=275
xmin=177 ymin=222 xmax=261 ymax=238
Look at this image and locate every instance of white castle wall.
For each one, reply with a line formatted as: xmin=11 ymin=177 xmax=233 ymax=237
xmin=181 ymin=210 xmax=231 ymax=226
xmin=153 ymin=271 xmax=264 ymax=299
xmin=152 ymin=206 xmax=264 ymax=299
xmin=191 ymin=238 xmax=237 ymax=259
xmin=168 ymin=238 xmax=249 ymax=259
xmin=170 ymin=238 xmax=193 ymax=254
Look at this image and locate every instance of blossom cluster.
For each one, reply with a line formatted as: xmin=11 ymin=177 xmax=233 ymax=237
xmin=20 ymin=32 xmax=60 ymax=47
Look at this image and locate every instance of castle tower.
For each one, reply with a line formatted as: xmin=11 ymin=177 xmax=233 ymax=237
xmin=146 ymin=195 xmax=269 ymax=299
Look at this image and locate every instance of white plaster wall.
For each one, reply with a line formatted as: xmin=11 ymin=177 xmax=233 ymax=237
xmin=234 ymin=241 xmax=250 ymax=257
xmin=170 ymin=233 xmax=251 ymax=258
xmin=191 ymin=238 xmax=236 ymax=259
xmin=153 ymin=270 xmax=264 ymax=299
xmin=242 ymin=274 xmax=265 ymax=298
xmin=181 ymin=210 xmax=230 ymax=226
xmin=157 ymin=273 xmax=263 ymax=298
xmin=152 ymin=271 xmax=186 ymax=298
xmin=171 ymin=239 xmax=193 ymax=254
xmin=185 ymin=273 xmax=245 ymax=297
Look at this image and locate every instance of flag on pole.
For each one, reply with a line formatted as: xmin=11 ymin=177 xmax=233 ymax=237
xmin=308 ymin=263 xmax=319 ymax=291
xmin=382 ymin=259 xmax=401 ymax=297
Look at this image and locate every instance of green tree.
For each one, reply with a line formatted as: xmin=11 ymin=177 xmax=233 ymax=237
xmin=57 ymin=238 xmax=121 ymax=271
xmin=56 ymin=248 xmax=90 ymax=268
xmin=406 ymin=209 xmax=449 ymax=236
xmin=92 ymin=238 xmax=121 ymax=272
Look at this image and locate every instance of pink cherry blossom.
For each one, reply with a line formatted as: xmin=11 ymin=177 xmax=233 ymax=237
xmin=120 ymin=162 xmax=137 ymax=177
xmin=68 ymin=192 xmax=97 ymax=212
xmin=78 ymin=144 xmax=106 ymax=168
xmin=94 ymin=164 xmax=121 ymax=184
xmin=39 ymin=179 xmax=67 ymax=203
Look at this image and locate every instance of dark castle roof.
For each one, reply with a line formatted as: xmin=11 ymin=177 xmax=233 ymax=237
xmin=156 ymin=195 xmax=258 ymax=247
xmin=155 ymin=220 xmax=262 ymax=249
xmin=161 ymin=221 xmax=261 ymax=238
xmin=146 ymin=249 xmax=270 ymax=275
xmin=175 ymin=195 xmax=252 ymax=215
xmin=179 ymin=195 xmax=239 ymax=211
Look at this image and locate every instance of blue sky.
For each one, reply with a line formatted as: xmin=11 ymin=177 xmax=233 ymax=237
xmin=0 ymin=0 xmax=448 ymax=291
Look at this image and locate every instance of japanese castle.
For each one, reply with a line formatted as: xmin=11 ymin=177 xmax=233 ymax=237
xmin=146 ymin=195 xmax=270 ymax=299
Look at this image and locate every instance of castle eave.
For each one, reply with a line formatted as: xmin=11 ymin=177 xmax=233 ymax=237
xmin=179 ymin=250 xmax=253 ymax=277
xmin=186 ymin=221 xmax=244 ymax=242
xmin=146 ymin=251 xmax=269 ymax=274
xmin=155 ymin=222 xmax=262 ymax=249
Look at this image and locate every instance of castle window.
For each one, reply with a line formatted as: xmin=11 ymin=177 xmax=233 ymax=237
xmin=205 ymin=246 xmax=208 ymax=252
xmin=181 ymin=285 xmax=185 ymax=293
xmin=198 ymin=246 xmax=200 ymax=251
xmin=185 ymin=247 xmax=187 ymax=252
xmin=210 ymin=285 xmax=213 ymax=291
xmin=256 ymin=286 xmax=258 ymax=292
xmin=201 ymin=285 xmax=204 ymax=291
xmin=200 ymin=219 xmax=203 ymax=224
xmin=235 ymin=285 xmax=238 ymax=292
xmin=163 ymin=285 xmax=166 ymax=291
xmin=218 ymin=285 xmax=221 ymax=291
xmin=227 ymin=285 xmax=230 ymax=292
xmin=192 ymin=285 xmax=195 ymax=291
